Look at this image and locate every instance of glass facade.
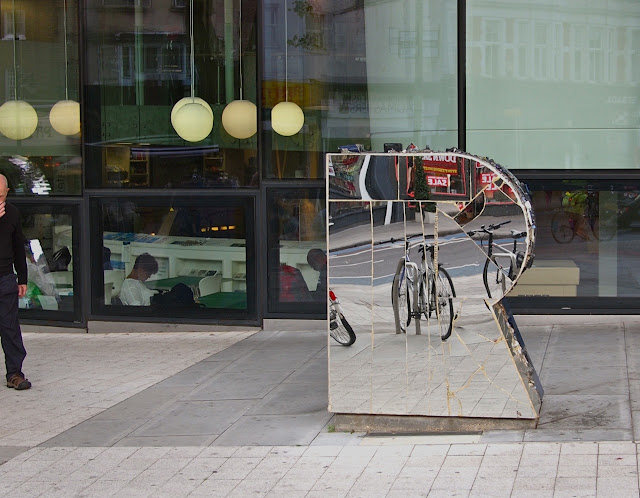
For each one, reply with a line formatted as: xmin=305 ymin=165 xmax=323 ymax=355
xmin=2 ymin=0 xmax=640 ymax=329
xmin=91 ymin=195 xmax=255 ymax=317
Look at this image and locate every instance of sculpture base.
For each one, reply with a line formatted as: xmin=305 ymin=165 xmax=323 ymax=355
xmin=334 ymin=413 xmax=538 ymax=434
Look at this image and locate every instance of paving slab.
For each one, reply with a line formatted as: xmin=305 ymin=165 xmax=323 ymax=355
xmin=131 ymin=400 xmax=255 ymax=437
xmin=213 ymin=413 xmax=334 ymax=446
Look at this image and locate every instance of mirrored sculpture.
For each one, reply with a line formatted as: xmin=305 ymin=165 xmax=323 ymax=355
xmin=327 ymin=150 xmax=542 ymax=430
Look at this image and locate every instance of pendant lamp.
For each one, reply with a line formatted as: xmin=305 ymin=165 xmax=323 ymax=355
xmin=171 ymin=0 xmax=214 ymax=142
xmin=0 ymin=0 xmax=37 ymax=141
xmin=271 ymin=0 xmax=303 ymax=136
xmin=221 ymin=0 xmax=257 ymax=139
xmin=49 ymin=0 xmax=80 ymax=136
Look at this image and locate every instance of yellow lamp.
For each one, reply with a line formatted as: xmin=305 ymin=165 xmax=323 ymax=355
xmin=271 ymin=101 xmax=304 ymax=136
xmin=172 ymin=102 xmax=214 ymax=142
xmin=0 ymin=100 xmax=38 ymax=140
xmin=171 ymin=97 xmax=213 ymax=128
xmin=222 ymin=99 xmax=257 ymax=139
xmin=49 ymin=100 xmax=80 ymax=136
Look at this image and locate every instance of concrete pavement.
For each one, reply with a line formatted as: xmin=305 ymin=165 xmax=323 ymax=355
xmin=1 ymin=315 xmax=640 ymax=496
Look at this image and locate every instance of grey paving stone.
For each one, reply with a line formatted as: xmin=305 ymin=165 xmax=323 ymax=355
xmin=212 ymin=413 xmax=333 ymax=446
xmin=247 ymin=382 xmax=328 ymax=416
xmin=523 ymin=429 xmax=633 ymax=442
xmin=185 ymin=370 xmax=292 ymax=400
xmin=537 ymin=394 xmax=631 ymax=430
xmin=154 ymin=361 xmax=231 ymax=387
xmin=39 ymin=419 xmax=148 ymax=447
xmin=282 ymin=358 xmax=327 ymax=384
xmin=115 ymin=435 xmax=217 ymax=446
xmin=479 ymin=430 xmax=525 ymax=443
xmin=223 ymin=348 xmax=319 ymax=373
xmin=0 ymin=446 xmax=29 ymax=465
xmin=90 ymin=386 xmax=186 ymax=420
xmin=131 ymin=400 xmax=254 ymax=437
xmin=539 ymin=366 xmax=629 ymax=395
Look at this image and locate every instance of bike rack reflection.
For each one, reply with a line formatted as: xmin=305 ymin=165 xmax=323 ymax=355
xmin=327 ymin=151 xmax=542 ymax=428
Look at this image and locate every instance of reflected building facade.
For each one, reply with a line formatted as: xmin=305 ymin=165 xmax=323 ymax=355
xmin=1 ymin=0 xmax=640 ymax=329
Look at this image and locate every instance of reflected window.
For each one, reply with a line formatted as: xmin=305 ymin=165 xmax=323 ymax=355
xmin=14 ymin=204 xmax=78 ymax=321
xmin=510 ymin=183 xmax=640 ymax=299
xmin=0 ymin=0 xmax=81 ymax=195
xmin=94 ymin=197 xmax=254 ymax=316
xmin=261 ymin=0 xmax=457 ymax=178
xmin=84 ymin=0 xmax=258 ymax=189
xmin=267 ymin=188 xmax=326 ymax=313
xmin=467 ymin=0 xmax=640 ymax=170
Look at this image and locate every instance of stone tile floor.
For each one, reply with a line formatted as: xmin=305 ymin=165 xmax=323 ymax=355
xmin=0 ymin=315 xmax=639 ymax=496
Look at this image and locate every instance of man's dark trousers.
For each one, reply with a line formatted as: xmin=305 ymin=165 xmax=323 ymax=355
xmin=0 ymin=274 xmax=26 ymax=381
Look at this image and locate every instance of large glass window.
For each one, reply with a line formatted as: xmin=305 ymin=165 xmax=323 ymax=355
xmin=261 ymin=0 xmax=457 ymax=179
xmin=467 ymin=1 xmax=640 ymax=170
xmin=0 ymin=0 xmax=81 ymax=195
xmin=266 ymin=188 xmax=325 ymax=313
xmin=13 ymin=203 xmax=79 ymax=322
xmin=84 ymin=0 xmax=258 ymax=188
xmin=510 ymin=180 xmax=640 ymax=303
xmin=92 ymin=195 xmax=255 ymax=318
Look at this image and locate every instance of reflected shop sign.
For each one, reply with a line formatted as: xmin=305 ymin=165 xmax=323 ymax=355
xmin=427 ymin=175 xmax=449 ymax=187
xmin=422 ymin=153 xmax=459 ymax=175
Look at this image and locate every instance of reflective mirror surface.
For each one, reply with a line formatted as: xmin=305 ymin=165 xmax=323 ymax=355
xmin=328 ymin=151 xmax=541 ymax=421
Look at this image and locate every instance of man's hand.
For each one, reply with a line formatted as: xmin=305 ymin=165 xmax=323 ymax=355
xmin=0 ymin=201 xmax=5 ymax=218
xmin=18 ymin=284 xmax=27 ymax=298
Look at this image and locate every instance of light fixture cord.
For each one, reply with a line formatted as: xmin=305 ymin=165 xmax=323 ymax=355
xmin=238 ymin=0 xmax=243 ymax=100
xmin=12 ymin=0 xmax=17 ymax=100
xmin=63 ymin=0 xmax=69 ymax=100
xmin=284 ymin=0 xmax=288 ymax=101
xmin=190 ymin=0 xmax=195 ymax=101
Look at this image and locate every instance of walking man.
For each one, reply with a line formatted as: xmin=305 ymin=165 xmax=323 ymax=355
xmin=0 ymin=174 xmax=31 ymax=390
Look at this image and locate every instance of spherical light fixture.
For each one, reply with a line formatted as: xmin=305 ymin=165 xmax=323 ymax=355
xmin=169 ymin=0 xmax=214 ymax=143
xmin=272 ymin=101 xmax=304 ymax=136
xmin=49 ymin=99 xmax=80 ymax=136
xmin=0 ymin=100 xmax=38 ymax=141
xmin=171 ymin=97 xmax=213 ymax=128
xmin=172 ymin=101 xmax=214 ymax=142
xmin=222 ymin=100 xmax=257 ymax=139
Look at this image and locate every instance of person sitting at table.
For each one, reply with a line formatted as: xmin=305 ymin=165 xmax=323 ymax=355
xmin=119 ymin=252 xmax=159 ymax=306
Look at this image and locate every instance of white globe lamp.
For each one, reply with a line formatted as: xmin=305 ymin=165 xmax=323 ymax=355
xmin=171 ymin=97 xmax=213 ymax=128
xmin=49 ymin=100 xmax=80 ymax=136
xmin=0 ymin=100 xmax=38 ymax=141
xmin=271 ymin=101 xmax=304 ymax=136
xmin=172 ymin=101 xmax=214 ymax=142
xmin=222 ymin=100 xmax=257 ymax=139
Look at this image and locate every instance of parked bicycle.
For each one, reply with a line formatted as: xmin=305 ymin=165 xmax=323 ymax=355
xmin=329 ymin=288 xmax=356 ymax=346
xmin=391 ymin=236 xmax=455 ymax=341
xmin=467 ymin=221 xmax=528 ymax=299
xmin=551 ymin=190 xmax=616 ymax=244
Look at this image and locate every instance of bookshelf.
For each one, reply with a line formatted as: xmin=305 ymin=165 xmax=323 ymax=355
xmin=129 ymin=148 xmax=150 ymax=186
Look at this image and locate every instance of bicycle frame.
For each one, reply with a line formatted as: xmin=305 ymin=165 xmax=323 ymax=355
xmin=469 ymin=221 xmax=527 ymax=298
xmin=392 ymin=236 xmax=454 ymax=339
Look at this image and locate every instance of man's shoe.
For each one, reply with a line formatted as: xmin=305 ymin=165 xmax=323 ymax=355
xmin=6 ymin=374 xmax=31 ymax=390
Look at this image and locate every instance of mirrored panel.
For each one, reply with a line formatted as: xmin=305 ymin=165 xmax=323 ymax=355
xmin=328 ymin=201 xmax=373 ymax=414
xmin=328 ymin=151 xmax=540 ymax=422
xmin=371 ymin=201 xmax=408 ymax=413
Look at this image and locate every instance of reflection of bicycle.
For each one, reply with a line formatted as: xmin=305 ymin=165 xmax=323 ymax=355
xmin=468 ymin=221 xmax=527 ymax=299
xmin=329 ymin=288 xmax=356 ymax=346
xmin=391 ymin=237 xmax=455 ymax=341
xmin=551 ymin=191 xmax=616 ymax=244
